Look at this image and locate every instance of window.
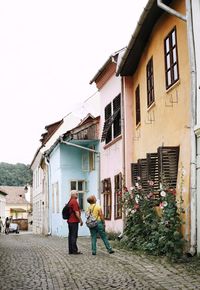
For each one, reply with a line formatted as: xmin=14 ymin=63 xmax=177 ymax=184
xmin=52 ymin=182 xmax=59 ymax=214
xmin=114 ymin=173 xmax=122 ymax=219
xmin=82 ymin=152 xmax=89 ymax=171
xmin=89 ymin=145 xmax=95 ymax=171
xmin=146 ymin=57 xmax=155 ymax=107
xmin=113 ymin=94 xmax=121 ymax=138
xmin=135 ymin=86 xmax=141 ymax=126
xmin=101 ymin=178 xmax=112 ymax=219
xmin=52 ymin=184 xmax=55 ymax=213
xmin=164 ymin=27 xmax=179 ymax=89
xmin=70 ymin=180 xmax=88 ymax=210
xmin=55 ymin=182 xmax=59 ymax=213
xmin=101 ymin=94 xmax=121 ymax=144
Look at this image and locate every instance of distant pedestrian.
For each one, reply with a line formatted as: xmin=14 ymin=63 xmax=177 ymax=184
xmin=0 ymin=216 xmax=3 ymax=233
xmin=86 ymin=195 xmax=114 ymax=255
xmin=5 ymin=217 xmax=10 ymax=235
xmin=67 ymin=190 xmax=83 ymax=255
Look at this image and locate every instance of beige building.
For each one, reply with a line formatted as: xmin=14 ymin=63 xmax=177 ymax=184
xmin=117 ymin=0 xmax=192 ymax=248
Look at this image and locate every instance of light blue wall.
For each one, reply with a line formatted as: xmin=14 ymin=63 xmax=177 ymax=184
xmin=49 ymin=141 xmax=99 ymax=238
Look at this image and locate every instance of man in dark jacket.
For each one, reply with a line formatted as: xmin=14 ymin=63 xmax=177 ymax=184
xmin=67 ymin=190 xmax=83 ymax=254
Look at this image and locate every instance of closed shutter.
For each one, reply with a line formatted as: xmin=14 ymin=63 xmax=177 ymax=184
xmin=158 ymin=146 xmax=179 ymax=189
xmin=138 ymin=158 xmax=148 ymax=191
xmin=131 ymin=163 xmax=139 ymax=185
xmin=147 ymin=152 xmax=159 ymax=191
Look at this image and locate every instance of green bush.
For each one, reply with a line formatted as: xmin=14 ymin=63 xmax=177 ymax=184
xmin=121 ymin=178 xmax=185 ymax=261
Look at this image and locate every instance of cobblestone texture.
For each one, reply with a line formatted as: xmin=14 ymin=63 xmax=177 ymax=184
xmin=0 ymin=232 xmax=200 ymax=289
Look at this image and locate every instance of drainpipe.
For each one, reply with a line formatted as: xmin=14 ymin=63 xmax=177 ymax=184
xmin=121 ymin=76 xmax=126 ymax=231
xmin=157 ymin=0 xmax=197 ymax=255
xmin=44 ymin=156 xmax=50 ymax=236
xmin=60 ymin=138 xmax=101 ymax=201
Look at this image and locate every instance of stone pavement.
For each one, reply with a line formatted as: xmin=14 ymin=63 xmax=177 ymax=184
xmin=0 ymin=233 xmax=200 ymax=290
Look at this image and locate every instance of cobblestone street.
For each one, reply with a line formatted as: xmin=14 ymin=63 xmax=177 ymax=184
xmin=0 ymin=233 xmax=200 ymax=290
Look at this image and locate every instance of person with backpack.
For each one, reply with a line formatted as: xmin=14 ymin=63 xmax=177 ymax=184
xmin=67 ymin=190 xmax=83 ymax=255
xmin=86 ymin=195 xmax=114 ymax=256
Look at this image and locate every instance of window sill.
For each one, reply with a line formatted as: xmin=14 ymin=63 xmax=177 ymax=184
xmin=136 ymin=122 xmax=141 ymax=130
xmin=103 ymin=134 xmax=122 ymax=150
xmin=147 ymin=101 xmax=155 ymax=112
xmin=166 ymin=79 xmax=180 ymax=93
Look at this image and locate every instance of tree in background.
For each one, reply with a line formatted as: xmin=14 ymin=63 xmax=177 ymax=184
xmin=0 ymin=162 xmax=32 ymax=186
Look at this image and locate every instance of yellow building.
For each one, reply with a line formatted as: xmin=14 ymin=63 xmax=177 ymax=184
xmin=117 ymin=0 xmax=192 ymax=249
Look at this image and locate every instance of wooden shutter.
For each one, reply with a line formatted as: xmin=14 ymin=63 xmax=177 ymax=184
xmin=101 ymin=103 xmax=112 ymax=142
xmin=147 ymin=152 xmax=159 ymax=191
xmin=131 ymin=163 xmax=139 ymax=185
xmin=158 ymin=146 xmax=179 ymax=189
xmin=138 ymin=158 xmax=148 ymax=191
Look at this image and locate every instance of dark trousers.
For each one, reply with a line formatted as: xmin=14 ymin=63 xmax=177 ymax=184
xmin=68 ymin=222 xmax=79 ymax=254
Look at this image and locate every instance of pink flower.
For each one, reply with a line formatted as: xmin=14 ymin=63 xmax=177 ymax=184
xmin=148 ymin=180 xmax=154 ymax=186
xmin=134 ymin=204 xmax=139 ymax=210
xmin=159 ymin=202 xmax=164 ymax=209
xmin=147 ymin=192 xmax=154 ymax=199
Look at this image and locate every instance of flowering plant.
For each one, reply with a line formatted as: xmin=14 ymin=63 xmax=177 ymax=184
xmin=120 ymin=175 xmax=185 ymax=260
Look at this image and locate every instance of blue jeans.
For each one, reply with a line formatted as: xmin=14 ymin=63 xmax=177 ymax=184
xmin=90 ymin=221 xmax=112 ymax=254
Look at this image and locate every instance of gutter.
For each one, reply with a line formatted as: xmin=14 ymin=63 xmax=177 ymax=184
xmin=157 ymin=0 xmax=186 ymax=21
xmin=157 ymin=0 xmax=197 ymax=256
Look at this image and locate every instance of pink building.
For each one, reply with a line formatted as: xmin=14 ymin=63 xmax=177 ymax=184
xmin=90 ymin=49 xmax=125 ymax=234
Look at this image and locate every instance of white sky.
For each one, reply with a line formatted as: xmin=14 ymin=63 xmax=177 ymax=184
xmin=0 ymin=0 xmax=148 ymax=165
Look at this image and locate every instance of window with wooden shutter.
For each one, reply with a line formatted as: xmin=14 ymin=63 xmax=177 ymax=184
xmin=101 ymin=95 xmax=121 ymax=143
xmin=135 ymin=85 xmax=141 ymax=126
xmin=158 ymin=146 xmax=179 ymax=189
xmin=102 ymin=178 xmax=112 ymax=220
xmin=114 ymin=173 xmax=122 ymax=219
xmin=101 ymin=103 xmax=112 ymax=143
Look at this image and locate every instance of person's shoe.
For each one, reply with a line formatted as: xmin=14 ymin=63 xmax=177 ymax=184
xmin=74 ymin=251 xmax=83 ymax=255
xmin=69 ymin=251 xmax=83 ymax=255
xmin=92 ymin=253 xmax=96 ymax=255
xmin=109 ymin=250 xmax=115 ymax=254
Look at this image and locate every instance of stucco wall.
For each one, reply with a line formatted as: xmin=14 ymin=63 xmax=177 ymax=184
xmin=100 ymin=73 xmax=123 ymax=233
xmin=49 ymin=142 xmax=99 ymax=237
xmin=126 ymin=0 xmax=191 ymax=240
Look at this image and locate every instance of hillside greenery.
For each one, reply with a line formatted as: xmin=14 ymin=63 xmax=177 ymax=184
xmin=0 ymin=162 xmax=32 ymax=186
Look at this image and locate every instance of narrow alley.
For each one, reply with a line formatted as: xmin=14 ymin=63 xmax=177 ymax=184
xmin=0 ymin=233 xmax=200 ymax=290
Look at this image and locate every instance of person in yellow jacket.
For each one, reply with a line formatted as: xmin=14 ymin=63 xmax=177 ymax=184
xmin=86 ymin=195 xmax=114 ymax=255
